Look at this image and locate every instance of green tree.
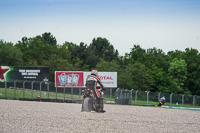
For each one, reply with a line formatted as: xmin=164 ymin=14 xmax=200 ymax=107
xmin=85 ymin=46 xmax=99 ymax=69
xmin=73 ymin=42 xmax=88 ymax=64
xmin=43 ymin=43 xmax=74 ymax=81
xmin=16 ymin=37 xmax=46 ymax=66
xmin=62 ymin=41 xmax=89 ymax=70
xmin=168 ymin=58 xmax=188 ymax=94
xmin=16 ymin=35 xmax=59 ymax=66
xmin=0 ymin=40 xmax=23 ymax=65
xmin=86 ymin=37 xmax=119 ymax=69
xmin=96 ymin=58 xmax=121 ymax=88
xmin=146 ymin=47 xmax=169 ymax=72
xmin=118 ymin=62 xmax=153 ymax=90
xmin=96 ymin=58 xmax=120 ymax=71
xmin=182 ymin=48 xmax=200 ymax=95
xmin=132 ymin=62 xmax=153 ymax=91
xmin=168 ymin=50 xmax=184 ymax=60
xmin=43 ymin=54 xmax=73 ymax=81
xmin=89 ymin=37 xmax=119 ymax=61
xmin=36 ymin=32 xmax=57 ymax=46
xmin=158 ymin=74 xmax=176 ymax=93
xmin=147 ymin=64 xmax=165 ymax=92
xmin=129 ymin=45 xmax=147 ymax=64
xmin=117 ymin=63 xmax=134 ymax=89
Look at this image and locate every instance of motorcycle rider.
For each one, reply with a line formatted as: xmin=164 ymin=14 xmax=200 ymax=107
xmin=82 ymin=70 xmax=106 ymax=112
xmin=159 ymin=96 xmax=166 ymax=105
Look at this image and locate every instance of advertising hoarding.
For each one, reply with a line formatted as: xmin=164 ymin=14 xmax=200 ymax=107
xmin=55 ymin=71 xmax=84 ymax=87
xmin=55 ymin=71 xmax=117 ymax=88
xmin=0 ymin=66 xmax=49 ymax=82
xmin=84 ymin=72 xmax=117 ymax=88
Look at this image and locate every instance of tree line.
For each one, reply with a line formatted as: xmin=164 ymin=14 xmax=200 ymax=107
xmin=0 ymin=32 xmax=200 ymax=95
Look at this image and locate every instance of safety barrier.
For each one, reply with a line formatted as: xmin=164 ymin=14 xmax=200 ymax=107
xmin=0 ymin=80 xmax=199 ymax=107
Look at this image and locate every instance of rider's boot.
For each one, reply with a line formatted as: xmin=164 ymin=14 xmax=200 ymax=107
xmin=100 ymin=109 xmax=106 ymax=113
xmin=99 ymin=98 xmax=106 ymax=113
xmin=81 ymin=101 xmax=84 ymax=112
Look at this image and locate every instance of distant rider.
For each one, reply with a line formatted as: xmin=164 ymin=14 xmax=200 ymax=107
xmin=82 ymin=70 xmax=106 ymax=112
xmin=160 ymin=96 xmax=166 ymax=105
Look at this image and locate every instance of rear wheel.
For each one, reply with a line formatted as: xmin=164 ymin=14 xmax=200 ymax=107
xmin=83 ymin=97 xmax=93 ymax=112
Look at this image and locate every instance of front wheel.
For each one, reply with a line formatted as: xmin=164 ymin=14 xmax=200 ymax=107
xmin=83 ymin=97 xmax=93 ymax=112
xmin=101 ymin=100 xmax=104 ymax=111
xmin=158 ymin=102 xmax=162 ymax=106
xmin=96 ymin=98 xmax=104 ymax=112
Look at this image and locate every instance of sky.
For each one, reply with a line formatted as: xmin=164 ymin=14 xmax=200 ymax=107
xmin=0 ymin=0 xmax=200 ymax=55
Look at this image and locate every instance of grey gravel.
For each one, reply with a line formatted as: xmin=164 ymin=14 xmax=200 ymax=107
xmin=0 ymin=99 xmax=200 ymax=133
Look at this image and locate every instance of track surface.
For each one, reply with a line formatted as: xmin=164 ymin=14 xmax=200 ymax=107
xmin=0 ymin=99 xmax=200 ymax=133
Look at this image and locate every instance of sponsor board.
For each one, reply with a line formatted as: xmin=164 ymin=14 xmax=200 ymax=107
xmin=84 ymin=72 xmax=117 ymax=88
xmin=55 ymin=71 xmax=117 ymax=88
xmin=55 ymin=71 xmax=84 ymax=87
xmin=0 ymin=66 xmax=49 ymax=82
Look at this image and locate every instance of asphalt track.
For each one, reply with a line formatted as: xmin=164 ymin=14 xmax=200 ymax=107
xmin=0 ymin=99 xmax=200 ymax=133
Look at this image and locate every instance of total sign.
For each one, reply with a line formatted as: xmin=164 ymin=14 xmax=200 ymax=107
xmin=84 ymin=72 xmax=117 ymax=88
xmin=55 ymin=71 xmax=117 ymax=88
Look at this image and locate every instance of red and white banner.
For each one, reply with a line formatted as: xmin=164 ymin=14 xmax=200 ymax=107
xmin=55 ymin=71 xmax=84 ymax=87
xmin=55 ymin=71 xmax=117 ymax=88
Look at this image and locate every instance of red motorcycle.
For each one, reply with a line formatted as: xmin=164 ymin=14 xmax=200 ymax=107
xmin=82 ymin=86 xmax=104 ymax=112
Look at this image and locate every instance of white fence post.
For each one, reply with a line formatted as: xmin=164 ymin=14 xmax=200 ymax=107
xmin=31 ymin=81 xmax=35 ymax=99
xmin=135 ymin=90 xmax=138 ymax=105
xmin=170 ymin=93 xmax=173 ymax=107
xmin=5 ymin=81 xmax=7 ymax=98
xmin=130 ymin=89 xmax=133 ymax=105
xmin=23 ymin=80 xmax=27 ymax=99
xmin=47 ymin=82 xmax=51 ymax=99
xmin=182 ymin=94 xmax=185 ymax=106
xmin=40 ymin=81 xmax=44 ymax=98
xmin=147 ymin=91 xmax=150 ymax=105
xmin=110 ymin=88 xmax=113 ymax=103
xmin=193 ymin=95 xmax=196 ymax=106
xmin=14 ymin=79 xmax=18 ymax=99
xmin=158 ymin=92 xmax=161 ymax=101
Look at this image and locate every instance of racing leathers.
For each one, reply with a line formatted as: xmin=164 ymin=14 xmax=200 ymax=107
xmin=83 ymin=74 xmax=105 ymax=112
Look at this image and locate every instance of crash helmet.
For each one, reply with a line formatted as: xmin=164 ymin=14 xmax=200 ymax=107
xmin=91 ymin=70 xmax=98 ymax=76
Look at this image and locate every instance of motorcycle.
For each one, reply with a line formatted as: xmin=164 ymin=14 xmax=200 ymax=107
xmin=82 ymin=86 xmax=104 ymax=112
xmin=157 ymin=99 xmax=165 ymax=106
